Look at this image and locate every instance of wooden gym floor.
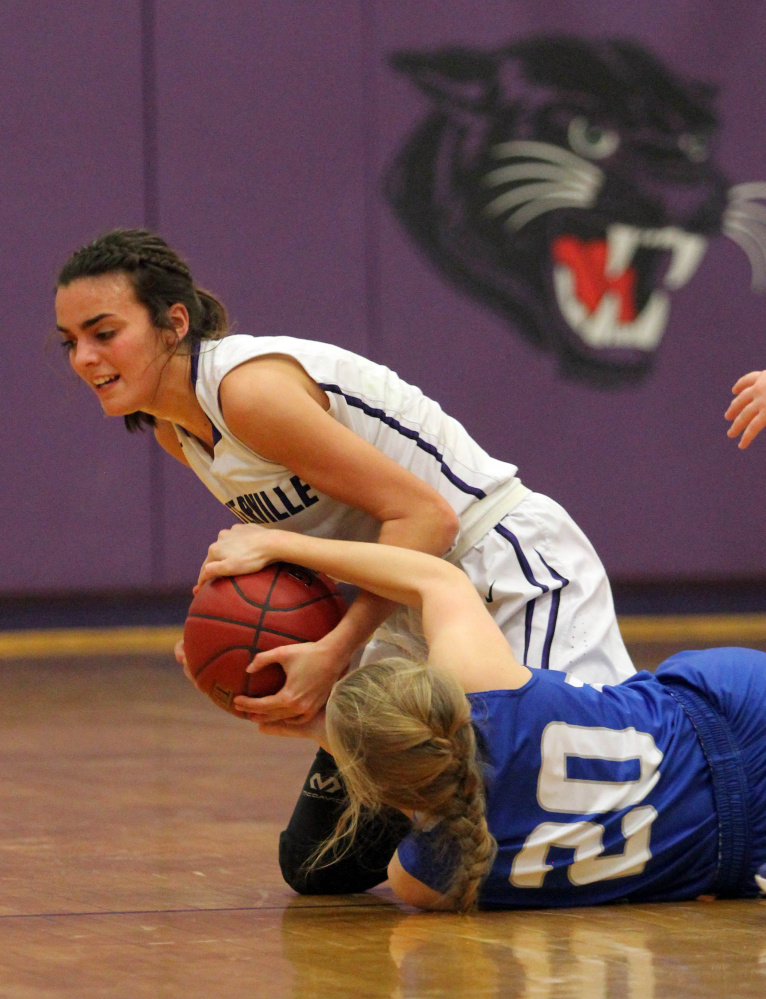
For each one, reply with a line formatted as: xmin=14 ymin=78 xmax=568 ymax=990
xmin=2 ymin=622 xmax=766 ymax=998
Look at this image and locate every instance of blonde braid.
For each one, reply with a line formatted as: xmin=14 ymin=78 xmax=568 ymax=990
xmin=325 ymin=657 xmax=497 ymax=911
xmin=438 ymin=733 xmax=497 ymax=913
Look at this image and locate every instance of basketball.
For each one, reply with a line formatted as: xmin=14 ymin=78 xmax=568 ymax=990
xmin=183 ymin=562 xmax=347 ymax=718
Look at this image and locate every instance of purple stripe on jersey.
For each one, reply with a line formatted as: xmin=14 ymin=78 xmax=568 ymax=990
xmin=535 ymin=551 xmax=570 ymax=671
xmin=536 ymin=551 xmax=570 ymax=589
xmin=318 ymin=383 xmax=487 ymax=499
xmin=494 ymin=523 xmax=548 ymax=669
xmin=493 ymin=524 xmax=550 ymax=592
xmin=523 ymin=599 xmax=534 ymax=666
xmin=540 ymin=589 xmax=561 ymax=670
xmin=190 ymin=342 xmax=199 ymax=387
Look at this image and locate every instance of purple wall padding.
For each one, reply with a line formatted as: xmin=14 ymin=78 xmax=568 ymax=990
xmin=370 ymin=1 xmax=766 ymax=579
xmin=3 ymin=0 xmax=766 ymax=594
xmin=152 ymin=1 xmax=370 ymax=585
xmin=0 ymin=2 xmax=152 ymax=592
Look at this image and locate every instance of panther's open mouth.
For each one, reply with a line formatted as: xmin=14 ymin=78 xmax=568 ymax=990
xmin=552 ymin=225 xmax=707 ymax=351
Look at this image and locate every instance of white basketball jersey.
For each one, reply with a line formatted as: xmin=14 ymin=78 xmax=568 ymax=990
xmin=174 ymin=335 xmax=519 ymax=542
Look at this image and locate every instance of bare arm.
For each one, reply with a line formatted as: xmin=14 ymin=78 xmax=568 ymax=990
xmin=387 ymin=851 xmax=450 ymax=911
xmin=207 ymin=527 xmax=530 ymax=697
xmin=219 ymin=357 xmax=459 ymax=555
xmin=210 ymin=356 xmax=460 ymax=722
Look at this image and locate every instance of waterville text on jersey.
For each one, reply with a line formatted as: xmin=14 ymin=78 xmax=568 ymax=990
xmin=226 ymin=475 xmax=319 ymax=524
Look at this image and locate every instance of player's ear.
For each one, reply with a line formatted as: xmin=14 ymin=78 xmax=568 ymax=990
xmin=168 ymin=302 xmax=190 ymax=342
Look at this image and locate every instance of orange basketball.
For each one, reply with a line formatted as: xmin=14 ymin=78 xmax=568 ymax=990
xmin=183 ymin=562 xmax=347 ymax=718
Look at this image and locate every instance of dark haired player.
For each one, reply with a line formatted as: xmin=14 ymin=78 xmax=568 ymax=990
xmin=56 ymin=227 xmax=633 ymax=894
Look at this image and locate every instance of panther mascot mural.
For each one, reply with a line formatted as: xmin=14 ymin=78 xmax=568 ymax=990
xmin=386 ymin=36 xmax=766 ymax=384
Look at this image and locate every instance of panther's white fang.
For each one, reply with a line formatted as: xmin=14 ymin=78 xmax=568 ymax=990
xmin=605 ymin=225 xmax=707 ymax=287
xmin=663 ymin=233 xmax=707 ymax=289
xmin=584 ymin=291 xmax=621 ymax=347
xmin=626 ymin=292 xmax=670 ymax=350
xmin=553 ymin=264 xmax=670 ymax=351
xmin=554 ymin=266 xmax=588 ymax=330
xmin=606 ymin=225 xmax=641 ymax=277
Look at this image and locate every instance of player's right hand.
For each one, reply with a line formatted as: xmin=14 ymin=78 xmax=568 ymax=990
xmin=233 ymin=639 xmax=346 ymax=726
xmin=726 ymin=369 xmax=766 ymax=449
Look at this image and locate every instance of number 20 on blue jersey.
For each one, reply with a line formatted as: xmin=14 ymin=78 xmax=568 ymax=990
xmin=510 ymin=722 xmax=663 ymax=888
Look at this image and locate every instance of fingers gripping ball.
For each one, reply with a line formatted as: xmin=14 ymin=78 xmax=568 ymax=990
xmin=183 ymin=562 xmax=347 ymax=718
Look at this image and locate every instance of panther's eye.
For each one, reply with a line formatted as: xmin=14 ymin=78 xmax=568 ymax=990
xmin=568 ymin=116 xmax=620 ymax=160
xmin=678 ymin=133 xmax=709 ymax=162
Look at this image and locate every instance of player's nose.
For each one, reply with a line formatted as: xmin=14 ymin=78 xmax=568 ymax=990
xmin=70 ymin=338 xmax=100 ymax=370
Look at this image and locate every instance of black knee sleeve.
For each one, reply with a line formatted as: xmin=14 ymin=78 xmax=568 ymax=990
xmin=279 ymin=747 xmax=410 ymax=895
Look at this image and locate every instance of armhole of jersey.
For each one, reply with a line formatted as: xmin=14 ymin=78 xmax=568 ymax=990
xmin=214 ymin=351 xmax=333 ymax=464
xmin=172 ymin=423 xmax=186 ymax=449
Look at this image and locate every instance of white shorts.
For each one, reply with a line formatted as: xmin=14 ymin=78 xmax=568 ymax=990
xmin=361 ymin=491 xmax=633 ymax=686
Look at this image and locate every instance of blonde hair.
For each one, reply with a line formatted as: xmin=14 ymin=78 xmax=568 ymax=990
xmin=323 ymin=657 xmax=497 ymax=912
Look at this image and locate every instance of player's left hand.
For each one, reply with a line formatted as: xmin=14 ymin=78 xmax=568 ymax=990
xmin=232 ymin=639 xmax=346 ymax=725
xmin=196 ymin=524 xmax=284 ymax=590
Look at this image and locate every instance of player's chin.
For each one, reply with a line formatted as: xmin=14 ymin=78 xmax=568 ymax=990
xmin=95 ymin=389 xmax=140 ymax=417
xmin=97 ymin=397 xmax=133 ymax=417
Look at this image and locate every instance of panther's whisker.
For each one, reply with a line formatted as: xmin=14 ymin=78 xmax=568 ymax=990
xmin=724 ymin=217 xmax=766 ymax=246
xmin=728 ymin=182 xmax=766 ymax=203
xmin=507 ymin=195 xmax=597 ymax=232
xmin=485 ymin=181 xmax=593 ymax=220
xmin=484 ymin=163 xmax=575 ymax=187
xmin=722 ymin=222 xmax=766 ymax=292
xmin=724 ymin=203 xmax=766 ymax=228
xmin=491 ymin=140 xmax=603 ymax=181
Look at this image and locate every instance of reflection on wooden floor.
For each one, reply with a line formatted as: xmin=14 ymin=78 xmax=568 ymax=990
xmin=2 ymin=633 xmax=766 ymax=997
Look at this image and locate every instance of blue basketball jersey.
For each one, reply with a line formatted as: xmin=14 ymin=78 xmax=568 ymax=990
xmin=397 ymin=649 xmax=766 ymax=908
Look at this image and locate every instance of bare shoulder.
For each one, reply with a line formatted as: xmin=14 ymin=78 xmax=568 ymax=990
xmin=219 ymin=354 xmax=329 ymax=415
xmin=153 ymin=419 xmax=189 ymax=466
xmin=387 ymin=850 xmax=453 ymax=911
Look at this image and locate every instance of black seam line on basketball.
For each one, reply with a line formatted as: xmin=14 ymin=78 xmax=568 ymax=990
xmin=254 ymin=625 xmax=330 ymax=642
xmin=187 ymin=594 xmax=340 ymax=621
xmin=188 ymin=612 xmax=341 ymax=677
xmin=250 ymin=564 xmax=286 ymax=662
xmin=231 ymin=568 xmax=290 ymax=610
xmin=192 ymin=645 xmax=257 ymax=679
xmin=191 ymin=628 xmax=315 ymax=678
xmin=0 ymin=901 xmax=390 ymax=920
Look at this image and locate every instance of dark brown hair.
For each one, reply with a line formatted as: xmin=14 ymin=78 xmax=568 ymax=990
xmin=57 ymin=229 xmax=229 ymax=432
